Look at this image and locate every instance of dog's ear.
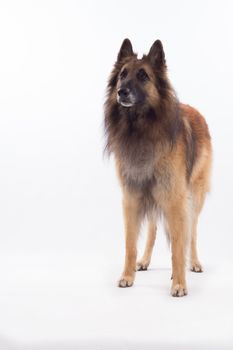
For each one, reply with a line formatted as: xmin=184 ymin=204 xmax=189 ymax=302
xmin=117 ymin=38 xmax=134 ymax=62
xmin=148 ymin=40 xmax=166 ymax=69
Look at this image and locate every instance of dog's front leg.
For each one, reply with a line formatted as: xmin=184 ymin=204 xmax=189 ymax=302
xmin=165 ymin=200 xmax=189 ymax=297
xmin=118 ymin=192 xmax=141 ymax=288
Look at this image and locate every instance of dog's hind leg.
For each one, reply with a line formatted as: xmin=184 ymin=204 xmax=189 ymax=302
xmin=190 ymin=148 xmax=211 ymax=272
xmin=137 ymin=218 xmax=157 ymax=271
xmin=190 ymin=213 xmax=203 ymax=272
xmin=190 ymin=185 xmax=206 ymax=273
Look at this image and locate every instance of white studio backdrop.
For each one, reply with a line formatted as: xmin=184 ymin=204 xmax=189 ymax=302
xmin=0 ymin=1 xmax=233 ymax=349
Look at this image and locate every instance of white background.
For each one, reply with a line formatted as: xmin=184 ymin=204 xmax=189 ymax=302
xmin=0 ymin=0 xmax=233 ymax=349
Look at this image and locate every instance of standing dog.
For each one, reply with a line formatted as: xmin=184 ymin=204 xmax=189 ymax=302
xmin=104 ymin=39 xmax=212 ymax=296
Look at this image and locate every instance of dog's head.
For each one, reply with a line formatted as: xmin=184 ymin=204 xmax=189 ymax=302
xmin=108 ymin=39 xmax=170 ymax=110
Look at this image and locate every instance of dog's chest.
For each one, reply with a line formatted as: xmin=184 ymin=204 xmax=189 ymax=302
xmin=120 ymin=139 xmax=155 ymax=183
xmin=119 ymin=139 xmax=171 ymax=196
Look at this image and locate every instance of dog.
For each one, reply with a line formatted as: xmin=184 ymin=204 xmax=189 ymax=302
xmin=104 ymin=39 xmax=212 ymax=297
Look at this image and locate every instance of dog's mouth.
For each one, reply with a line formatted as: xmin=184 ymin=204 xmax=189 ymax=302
xmin=119 ymin=101 xmax=134 ymax=107
xmin=117 ymin=95 xmax=135 ymax=108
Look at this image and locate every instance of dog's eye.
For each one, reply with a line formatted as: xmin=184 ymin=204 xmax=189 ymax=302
xmin=137 ymin=69 xmax=149 ymax=82
xmin=120 ymin=68 xmax=128 ymax=80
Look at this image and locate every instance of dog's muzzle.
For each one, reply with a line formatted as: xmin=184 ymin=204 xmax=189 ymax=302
xmin=117 ymin=88 xmax=135 ymax=107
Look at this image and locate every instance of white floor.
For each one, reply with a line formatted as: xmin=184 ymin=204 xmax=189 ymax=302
xmin=0 ymin=252 xmax=232 ymax=350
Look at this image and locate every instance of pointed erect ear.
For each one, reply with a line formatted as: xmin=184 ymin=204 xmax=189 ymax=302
xmin=117 ymin=38 xmax=134 ymax=62
xmin=148 ymin=40 xmax=166 ymax=68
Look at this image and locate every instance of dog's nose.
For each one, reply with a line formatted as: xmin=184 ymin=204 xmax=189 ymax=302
xmin=118 ymin=88 xmax=130 ymax=98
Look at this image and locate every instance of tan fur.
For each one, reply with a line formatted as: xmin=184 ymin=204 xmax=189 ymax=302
xmin=137 ymin=219 xmax=157 ymax=271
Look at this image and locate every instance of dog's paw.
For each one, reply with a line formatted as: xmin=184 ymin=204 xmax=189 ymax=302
xmin=118 ymin=276 xmax=134 ymax=288
xmin=136 ymin=260 xmax=150 ymax=271
xmin=171 ymin=283 xmax=188 ymax=297
xmin=190 ymin=261 xmax=203 ymax=273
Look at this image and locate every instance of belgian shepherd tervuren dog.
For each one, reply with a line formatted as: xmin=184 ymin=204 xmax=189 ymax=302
xmin=104 ymin=39 xmax=212 ymax=296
